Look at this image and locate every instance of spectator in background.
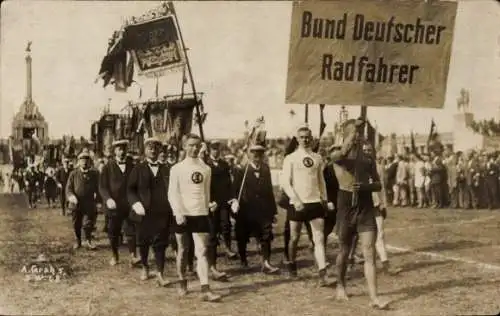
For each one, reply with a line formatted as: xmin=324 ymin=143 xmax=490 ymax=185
xmin=446 ymin=153 xmax=459 ymax=208
xmin=385 ymin=156 xmax=397 ymax=205
xmin=429 ymin=156 xmax=446 ymax=208
xmin=423 ymin=155 xmax=432 ymax=207
xmin=393 ymin=156 xmax=409 ymax=207
xmin=408 ymin=154 xmax=416 ymax=207
xmin=413 ymin=154 xmax=426 ymax=208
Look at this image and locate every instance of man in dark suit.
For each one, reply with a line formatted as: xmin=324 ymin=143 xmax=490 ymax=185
xmin=485 ymin=154 xmax=499 ymax=209
xmin=127 ymin=137 xmax=173 ymax=286
xmin=231 ymin=144 xmax=279 ymax=273
xmin=66 ymin=150 xmax=100 ymax=250
xmin=99 ymin=139 xmax=141 ymax=266
xmin=24 ymin=164 xmax=39 ymax=209
xmin=205 ymin=141 xmax=237 ymax=260
xmin=323 ymin=156 xmax=338 ymax=245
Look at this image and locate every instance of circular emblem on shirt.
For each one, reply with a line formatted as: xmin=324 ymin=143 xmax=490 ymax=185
xmin=303 ymin=157 xmax=314 ymax=168
xmin=191 ymin=171 xmax=204 ymax=184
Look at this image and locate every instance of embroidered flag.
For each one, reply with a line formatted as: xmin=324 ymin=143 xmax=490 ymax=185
xmin=123 ymin=15 xmax=186 ymax=77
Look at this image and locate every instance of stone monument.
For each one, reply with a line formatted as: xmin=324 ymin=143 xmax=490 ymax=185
xmin=11 ymin=42 xmax=49 ymax=157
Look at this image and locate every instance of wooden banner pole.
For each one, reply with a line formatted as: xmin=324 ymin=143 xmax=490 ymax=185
xmin=169 ymin=2 xmax=205 ymax=141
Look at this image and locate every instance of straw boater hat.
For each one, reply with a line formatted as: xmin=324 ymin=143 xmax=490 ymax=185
xmin=249 ymin=144 xmax=266 ymax=152
xmin=112 ymin=139 xmax=129 ymax=147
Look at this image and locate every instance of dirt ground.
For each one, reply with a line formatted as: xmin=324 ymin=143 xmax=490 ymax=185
xmin=0 ymin=192 xmax=499 ymax=316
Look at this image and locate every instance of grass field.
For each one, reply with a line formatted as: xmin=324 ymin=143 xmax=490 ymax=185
xmin=0 ymin=191 xmax=500 ymax=316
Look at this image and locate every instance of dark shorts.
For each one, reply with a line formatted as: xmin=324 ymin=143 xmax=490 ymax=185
xmin=335 ymin=190 xmax=377 ymax=243
xmin=287 ymin=202 xmax=325 ymax=222
xmin=173 ymin=215 xmax=211 ymax=234
xmin=373 ymin=206 xmax=385 ymax=218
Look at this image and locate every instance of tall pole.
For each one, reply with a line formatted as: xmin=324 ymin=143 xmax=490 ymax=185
xmin=169 ymin=2 xmax=205 ymax=141
xmin=25 ymin=49 xmax=32 ymax=103
xmin=155 ymin=75 xmax=159 ymax=99
xmin=304 ymin=104 xmax=309 ymax=123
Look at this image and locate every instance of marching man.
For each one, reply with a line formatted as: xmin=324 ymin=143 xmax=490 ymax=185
xmin=65 ymin=150 xmax=100 ymax=250
xmin=280 ymin=125 xmax=332 ymax=287
xmin=99 ymin=139 xmax=141 ymax=267
xmin=44 ymin=165 xmax=58 ymax=208
xmin=205 ymin=141 xmax=237 ymax=260
xmin=24 ymin=163 xmax=39 ymax=209
xmin=127 ymin=137 xmax=173 ymax=286
xmin=230 ymin=143 xmax=280 ymax=273
xmin=330 ymin=119 xmax=389 ymax=309
xmin=168 ymin=134 xmax=222 ymax=302
xmin=56 ymin=158 xmax=73 ymax=215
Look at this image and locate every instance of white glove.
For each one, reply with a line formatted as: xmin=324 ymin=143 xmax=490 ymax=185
xmin=132 ymin=202 xmax=145 ymax=216
xmin=327 ymin=202 xmax=335 ymax=211
xmin=291 ymin=200 xmax=304 ymax=211
xmin=68 ymin=195 xmax=78 ymax=204
xmin=57 ymin=183 xmax=62 ymax=189
xmin=106 ymin=198 xmax=117 ymax=210
xmin=209 ymin=201 xmax=218 ymax=212
xmin=175 ymin=215 xmax=186 ymax=225
xmin=230 ymin=200 xmax=240 ymax=213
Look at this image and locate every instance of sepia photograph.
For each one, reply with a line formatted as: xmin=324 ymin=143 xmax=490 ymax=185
xmin=0 ymin=0 xmax=499 ymax=315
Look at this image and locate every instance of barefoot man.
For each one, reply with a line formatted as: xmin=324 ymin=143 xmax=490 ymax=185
xmin=330 ymin=118 xmax=389 ymax=309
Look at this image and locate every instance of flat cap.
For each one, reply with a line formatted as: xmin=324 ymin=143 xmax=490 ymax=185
xmin=209 ymin=140 xmax=221 ymax=148
xmin=78 ymin=151 xmax=91 ymax=159
xmin=144 ymin=137 xmax=162 ymax=146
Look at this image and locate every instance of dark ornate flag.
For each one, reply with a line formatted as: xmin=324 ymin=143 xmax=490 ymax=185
xmin=96 ymin=33 xmax=135 ymax=92
xmin=147 ymin=98 xmax=197 ymax=144
xmin=123 ymin=15 xmax=186 ymax=78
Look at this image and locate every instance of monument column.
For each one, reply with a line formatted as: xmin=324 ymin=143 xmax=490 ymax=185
xmin=25 ymin=44 xmax=32 ymax=103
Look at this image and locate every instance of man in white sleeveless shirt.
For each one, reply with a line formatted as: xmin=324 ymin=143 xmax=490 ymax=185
xmin=280 ymin=126 xmax=331 ymax=286
xmin=168 ymin=134 xmax=222 ymax=302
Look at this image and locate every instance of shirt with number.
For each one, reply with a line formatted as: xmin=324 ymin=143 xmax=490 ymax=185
xmin=168 ymin=157 xmax=211 ymax=217
xmin=280 ymin=147 xmax=327 ymax=205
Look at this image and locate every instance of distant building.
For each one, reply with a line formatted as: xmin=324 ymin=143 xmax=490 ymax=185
xmin=379 ymin=109 xmax=500 ymax=156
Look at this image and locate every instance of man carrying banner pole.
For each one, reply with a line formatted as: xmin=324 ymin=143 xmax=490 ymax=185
xmin=230 ymin=142 xmax=280 ymax=274
xmin=330 ymin=114 xmax=389 ymax=309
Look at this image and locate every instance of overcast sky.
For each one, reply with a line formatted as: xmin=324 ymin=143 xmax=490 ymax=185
xmin=1 ymin=0 xmax=499 ymax=139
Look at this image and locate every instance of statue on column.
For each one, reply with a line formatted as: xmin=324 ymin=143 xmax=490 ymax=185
xmin=26 ymin=41 xmax=32 ymax=53
xmin=457 ymin=88 xmax=470 ymax=113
